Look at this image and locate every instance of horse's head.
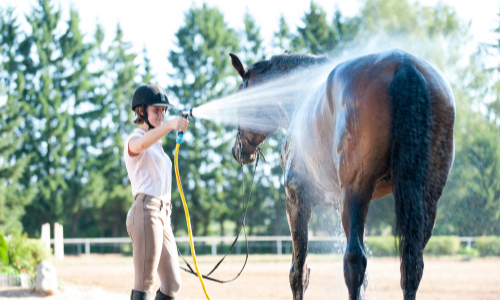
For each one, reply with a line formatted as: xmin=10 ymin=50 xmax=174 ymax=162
xmin=229 ymin=52 xmax=329 ymax=165
xmin=229 ymin=53 xmax=279 ymax=165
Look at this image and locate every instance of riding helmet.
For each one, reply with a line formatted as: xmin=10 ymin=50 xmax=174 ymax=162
xmin=131 ymin=83 xmax=174 ymax=111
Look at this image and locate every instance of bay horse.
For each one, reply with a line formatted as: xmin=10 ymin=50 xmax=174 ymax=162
xmin=229 ymin=49 xmax=455 ymax=300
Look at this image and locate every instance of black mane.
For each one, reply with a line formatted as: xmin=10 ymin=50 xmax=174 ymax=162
xmin=250 ymin=53 xmax=329 ymax=76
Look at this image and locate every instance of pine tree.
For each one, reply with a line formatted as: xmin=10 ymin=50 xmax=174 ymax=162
xmin=0 ymin=7 xmax=35 ymax=232
xmin=331 ymin=7 xmax=360 ymax=48
xmin=57 ymin=8 xmax=106 ymax=238
xmin=486 ymin=11 xmax=500 ymax=123
xmin=292 ymin=2 xmax=333 ymax=54
xmin=291 ymin=2 xmax=360 ymax=55
xmin=140 ymin=46 xmax=154 ymax=84
xmin=241 ymin=11 xmax=266 ymax=65
xmin=94 ymin=24 xmax=138 ymax=240
xmin=71 ymin=23 xmax=114 ymax=239
xmin=18 ymin=0 xmax=72 ymax=235
xmin=272 ymin=15 xmax=293 ymax=53
xmin=168 ymin=4 xmax=239 ymax=237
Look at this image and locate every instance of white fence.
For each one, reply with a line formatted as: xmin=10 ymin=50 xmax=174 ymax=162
xmin=0 ymin=273 xmax=35 ymax=287
xmin=50 ymin=236 xmax=477 ymax=258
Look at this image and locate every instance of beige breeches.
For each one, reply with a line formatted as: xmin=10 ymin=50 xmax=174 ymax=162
xmin=126 ymin=194 xmax=182 ymax=297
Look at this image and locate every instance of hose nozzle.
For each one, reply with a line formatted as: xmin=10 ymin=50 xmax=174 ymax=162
xmin=177 ymin=108 xmax=193 ymax=144
xmin=181 ymin=108 xmax=194 ymax=118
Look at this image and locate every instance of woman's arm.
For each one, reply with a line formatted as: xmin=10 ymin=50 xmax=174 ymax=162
xmin=128 ymin=117 xmax=189 ymax=156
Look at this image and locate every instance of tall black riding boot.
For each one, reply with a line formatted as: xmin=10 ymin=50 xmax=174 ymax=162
xmin=131 ymin=290 xmax=151 ymax=300
xmin=154 ymin=288 xmax=175 ymax=300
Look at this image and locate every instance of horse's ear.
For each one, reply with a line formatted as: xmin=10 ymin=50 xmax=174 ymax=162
xmin=229 ymin=53 xmax=248 ymax=79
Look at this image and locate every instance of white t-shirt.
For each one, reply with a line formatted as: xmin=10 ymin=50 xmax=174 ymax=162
xmin=124 ymin=128 xmax=172 ymax=203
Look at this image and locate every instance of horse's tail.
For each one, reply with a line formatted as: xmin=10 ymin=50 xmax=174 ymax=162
xmin=389 ymin=58 xmax=430 ymax=292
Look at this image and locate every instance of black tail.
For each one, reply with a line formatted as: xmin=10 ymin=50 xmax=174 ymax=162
xmin=389 ymin=59 xmax=430 ymax=294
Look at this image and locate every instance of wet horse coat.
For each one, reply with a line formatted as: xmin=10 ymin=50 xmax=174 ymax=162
xmin=230 ymin=49 xmax=455 ymax=300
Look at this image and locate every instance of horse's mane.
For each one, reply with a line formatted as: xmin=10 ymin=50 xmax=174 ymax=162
xmin=250 ymin=53 xmax=329 ymax=76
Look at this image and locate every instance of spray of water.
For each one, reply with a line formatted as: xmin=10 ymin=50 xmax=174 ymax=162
xmin=191 ymin=61 xmax=337 ymax=133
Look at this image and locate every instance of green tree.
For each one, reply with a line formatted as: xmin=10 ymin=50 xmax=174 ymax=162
xmin=360 ymin=0 xmax=420 ymax=36
xmin=140 ymin=45 xmax=154 ymax=84
xmin=1 ymin=1 xmax=147 ymax=240
xmin=434 ymin=13 xmax=500 ymax=236
xmin=94 ymin=24 xmax=138 ymax=240
xmin=72 ymin=23 xmax=113 ymax=239
xmin=359 ymin=0 xmax=461 ymax=45
xmin=292 ymin=2 xmax=333 ymax=54
xmin=291 ymin=2 xmax=360 ymax=55
xmin=0 ymin=7 xmax=34 ymax=233
xmin=331 ymin=7 xmax=360 ymax=47
xmin=240 ymin=11 xmax=266 ymax=65
xmin=17 ymin=0 xmax=72 ymax=236
xmin=485 ymin=11 xmax=500 ymax=124
xmin=57 ymin=8 xmax=110 ymax=238
xmin=273 ymin=15 xmax=293 ymax=53
xmin=168 ymin=4 xmax=239 ymax=237
xmin=436 ymin=107 xmax=500 ymax=235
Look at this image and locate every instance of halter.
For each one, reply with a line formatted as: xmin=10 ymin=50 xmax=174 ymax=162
xmin=237 ymin=126 xmax=267 ymax=163
xmin=235 ymin=74 xmax=268 ymax=162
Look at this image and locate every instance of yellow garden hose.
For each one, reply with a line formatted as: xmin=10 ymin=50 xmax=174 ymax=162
xmin=174 ymin=136 xmax=212 ymax=300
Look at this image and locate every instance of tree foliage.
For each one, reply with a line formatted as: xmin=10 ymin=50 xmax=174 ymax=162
xmin=0 ymin=7 xmax=34 ymax=233
xmin=0 ymin=0 xmax=498 ymax=241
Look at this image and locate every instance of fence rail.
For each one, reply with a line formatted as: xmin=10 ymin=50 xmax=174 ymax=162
xmin=0 ymin=273 xmax=35 ymax=287
xmin=50 ymin=236 xmax=477 ymax=257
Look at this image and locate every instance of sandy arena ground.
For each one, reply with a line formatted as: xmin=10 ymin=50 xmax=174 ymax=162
xmin=1 ymin=254 xmax=499 ymax=299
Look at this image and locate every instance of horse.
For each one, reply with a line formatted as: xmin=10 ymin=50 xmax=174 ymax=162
xmin=229 ymin=49 xmax=455 ymax=300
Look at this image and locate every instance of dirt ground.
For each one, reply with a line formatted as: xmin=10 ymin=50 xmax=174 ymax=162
xmin=1 ymin=254 xmax=499 ymax=299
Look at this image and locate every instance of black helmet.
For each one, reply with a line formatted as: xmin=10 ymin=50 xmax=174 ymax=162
xmin=131 ymin=83 xmax=174 ymax=110
xmin=131 ymin=84 xmax=174 ymax=130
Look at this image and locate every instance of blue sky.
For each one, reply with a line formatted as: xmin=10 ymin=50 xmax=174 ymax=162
xmin=4 ymin=0 xmax=499 ymax=88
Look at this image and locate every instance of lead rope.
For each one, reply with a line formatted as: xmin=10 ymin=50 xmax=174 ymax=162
xmin=176 ymin=129 xmax=263 ymax=285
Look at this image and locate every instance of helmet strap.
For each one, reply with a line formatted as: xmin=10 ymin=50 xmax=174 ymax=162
xmin=142 ymin=104 xmax=155 ymax=130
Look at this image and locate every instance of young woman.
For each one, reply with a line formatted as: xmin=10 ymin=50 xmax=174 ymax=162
xmin=124 ymin=83 xmax=189 ymax=300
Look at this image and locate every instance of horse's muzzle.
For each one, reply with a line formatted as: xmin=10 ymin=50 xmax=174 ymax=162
xmin=232 ymin=143 xmax=256 ymax=165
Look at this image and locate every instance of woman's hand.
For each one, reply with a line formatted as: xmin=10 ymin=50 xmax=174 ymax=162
xmin=128 ymin=116 xmax=190 ymax=156
xmin=169 ymin=116 xmax=189 ymax=132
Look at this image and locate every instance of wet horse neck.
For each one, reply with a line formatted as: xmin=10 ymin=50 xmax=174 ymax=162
xmin=287 ymin=81 xmax=341 ymax=195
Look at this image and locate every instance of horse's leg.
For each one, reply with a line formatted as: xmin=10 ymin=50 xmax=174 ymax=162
xmin=285 ymin=173 xmax=314 ymax=300
xmin=341 ymin=187 xmax=372 ymax=300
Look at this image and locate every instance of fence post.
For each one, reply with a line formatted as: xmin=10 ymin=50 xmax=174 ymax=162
xmin=40 ymin=223 xmax=51 ymax=253
xmin=54 ymin=222 xmax=64 ymax=260
xmin=85 ymin=239 xmax=90 ymax=257
xmin=277 ymin=239 xmax=282 ymax=255
xmin=211 ymin=242 xmax=217 ymax=256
